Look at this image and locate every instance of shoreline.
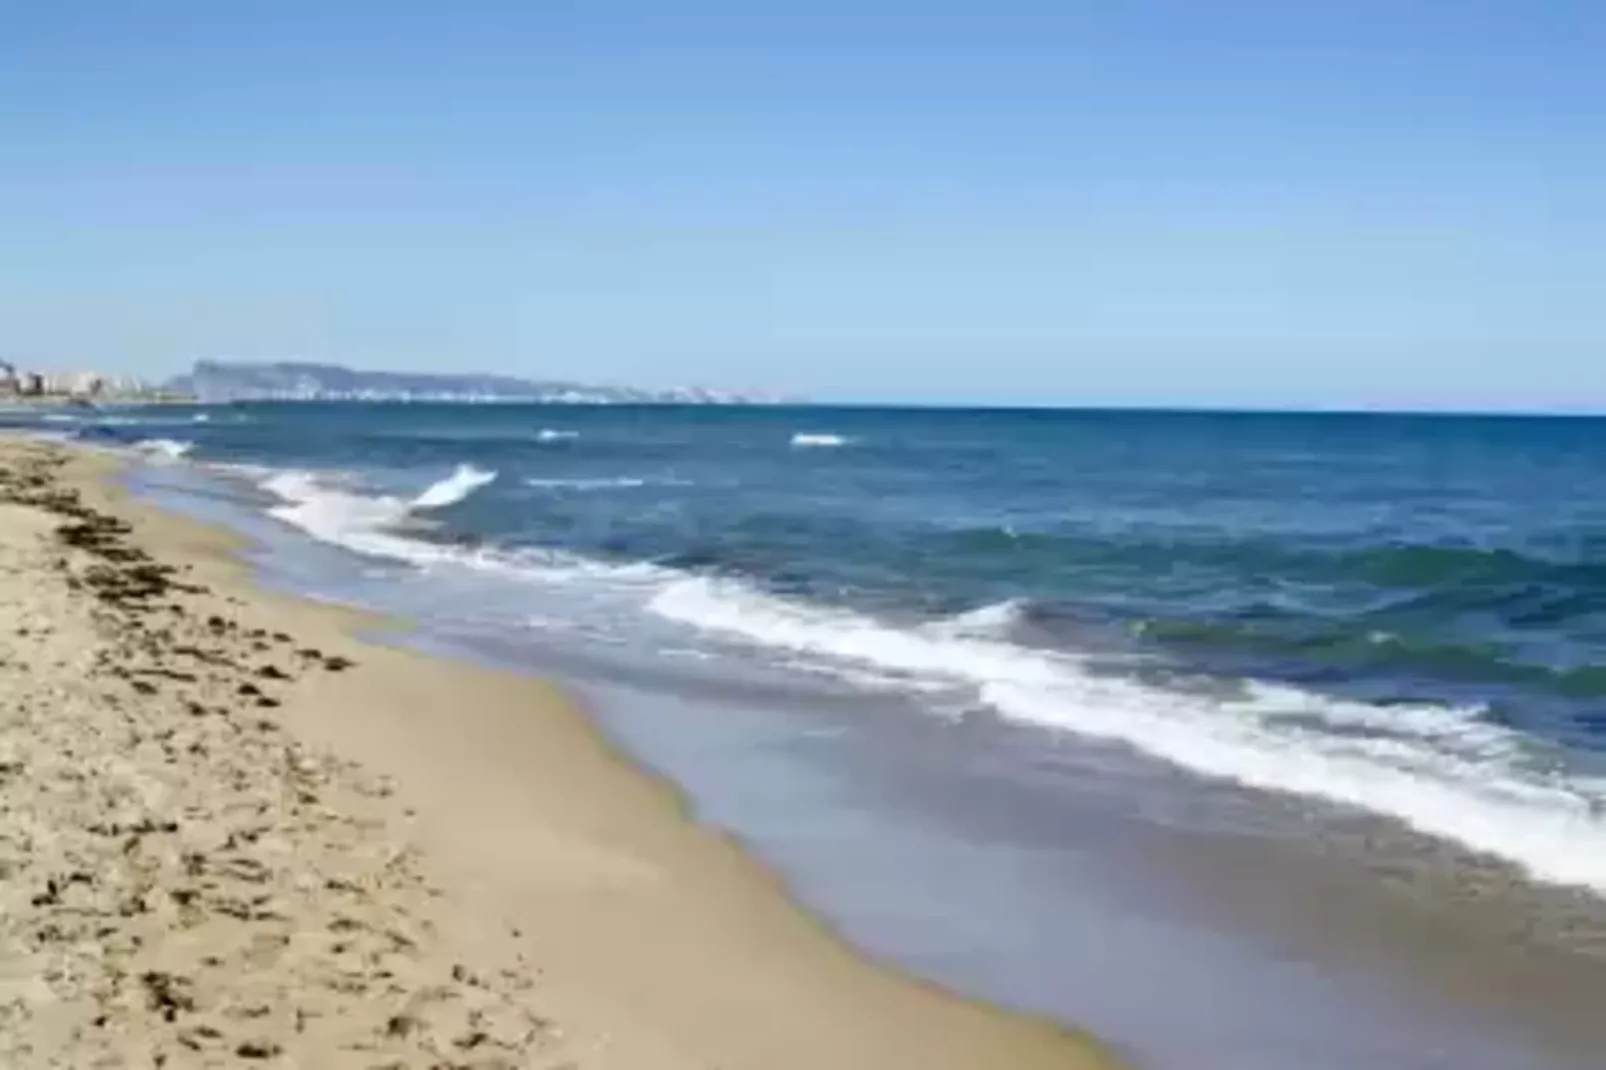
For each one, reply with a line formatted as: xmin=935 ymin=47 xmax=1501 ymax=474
xmin=0 ymin=436 xmax=1120 ymax=1067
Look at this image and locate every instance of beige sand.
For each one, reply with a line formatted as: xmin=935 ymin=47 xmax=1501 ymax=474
xmin=0 ymin=438 xmax=1120 ymax=1069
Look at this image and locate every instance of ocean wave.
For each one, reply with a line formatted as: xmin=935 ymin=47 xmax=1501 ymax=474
xmin=253 ymin=464 xmax=675 ymax=593
xmin=260 ymin=471 xmax=412 ymax=551
xmin=132 ymin=438 xmax=194 ymax=460
xmin=525 ymin=477 xmax=649 ymax=490
xmin=1346 ymin=543 xmax=1571 ymax=588
xmin=647 ymin=575 xmax=1606 ymax=895
xmin=537 ymin=429 xmax=579 ymax=442
xmin=927 ymin=598 xmax=1029 ymax=638
xmin=240 ymin=455 xmax=1606 ymax=894
xmin=411 ymin=464 xmax=497 ymax=509
xmin=936 ymin=525 xmax=1606 ymax=581
xmin=65 ymin=413 xmax=201 ymax=428
xmin=209 ymin=461 xmax=279 ymax=481
xmin=790 ymin=432 xmax=849 ymax=448
xmin=1132 ymin=613 xmax=1606 ymax=697
xmin=260 ymin=464 xmax=496 ymax=556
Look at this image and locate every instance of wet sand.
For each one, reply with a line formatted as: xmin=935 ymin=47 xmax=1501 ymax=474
xmin=0 ymin=437 xmax=1118 ymax=1068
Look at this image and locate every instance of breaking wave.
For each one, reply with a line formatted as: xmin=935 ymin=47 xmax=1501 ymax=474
xmin=251 ymin=464 xmax=674 ymax=593
xmin=259 ymin=464 xmax=496 ymax=557
xmin=411 ymin=464 xmax=497 ymax=509
xmin=525 ymin=477 xmax=649 ymax=490
xmin=244 ymin=461 xmax=1606 ymax=897
xmin=132 ymin=438 xmax=194 ymax=460
xmin=928 ymin=598 xmax=1029 ymax=639
xmin=647 ymin=576 xmax=1606 ymax=895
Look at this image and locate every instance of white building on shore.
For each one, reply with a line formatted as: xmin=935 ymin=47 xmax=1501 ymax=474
xmin=0 ymin=366 xmax=111 ymax=398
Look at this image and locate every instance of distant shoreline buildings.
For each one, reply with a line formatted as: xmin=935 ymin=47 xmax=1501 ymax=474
xmin=0 ymin=361 xmax=167 ymax=401
xmin=0 ymin=358 xmax=793 ymax=407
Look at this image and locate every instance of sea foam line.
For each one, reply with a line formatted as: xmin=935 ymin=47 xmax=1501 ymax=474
xmin=253 ymin=464 xmax=665 ymax=587
xmin=647 ymin=576 xmax=1606 ymax=895
xmin=132 ymin=438 xmax=194 ymax=460
xmin=259 ymin=464 xmax=495 ymax=557
xmin=247 ymin=462 xmax=1606 ymax=896
xmin=790 ymin=432 xmax=849 ymax=448
xmin=525 ymin=477 xmax=649 ymax=490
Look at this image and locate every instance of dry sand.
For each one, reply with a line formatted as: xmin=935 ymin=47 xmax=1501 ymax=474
xmin=0 ymin=438 xmax=1120 ymax=1069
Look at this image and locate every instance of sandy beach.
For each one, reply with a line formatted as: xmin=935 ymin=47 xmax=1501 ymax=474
xmin=0 ymin=437 xmax=1117 ymax=1069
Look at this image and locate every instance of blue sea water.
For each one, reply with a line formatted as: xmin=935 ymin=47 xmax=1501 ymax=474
xmin=29 ymin=401 xmax=1606 ymax=895
xmin=14 ymin=401 xmax=1606 ymax=1068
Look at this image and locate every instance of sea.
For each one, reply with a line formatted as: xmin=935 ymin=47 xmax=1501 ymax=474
xmin=12 ymin=401 xmax=1606 ymax=1069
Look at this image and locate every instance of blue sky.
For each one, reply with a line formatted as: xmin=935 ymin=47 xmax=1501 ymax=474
xmin=2 ymin=2 xmax=1604 ymax=408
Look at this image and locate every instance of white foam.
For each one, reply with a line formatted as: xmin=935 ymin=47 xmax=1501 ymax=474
xmin=524 ymin=476 xmax=694 ymax=491
xmin=525 ymin=477 xmax=649 ymax=490
xmin=210 ymin=461 xmax=278 ymax=480
xmin=537 ymin=429 xmax=579 ymax=442
xmin=132 ymin=438 xmax=194 ymax=460
xmin=790 ymin=432 xmax=849 ymax=448
xmin=929 ymin=598 xmax=1028 ymax=638
xmin=242 ymin=462 xmax=1606 ymax=895
xmin=261 ymin=471 xmax=411 ymax=552
xmin=411 ymin=464 xmax=497 ymax=509
xmin=46 ymin=411 xmax=220 ymax=429
xmin=648 ymin=576 xmax=1606 ymax=895
xmin=256 ymin=465 xmax=665 ymax=589
xmin=260 ymin=464 xmax=495 ymax=560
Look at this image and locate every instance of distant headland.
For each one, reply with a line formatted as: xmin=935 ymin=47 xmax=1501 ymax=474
xmin=0 ymin=359 xmax=792 ymax=406
xmin=167 ymin=360 xmax=793 ymax=405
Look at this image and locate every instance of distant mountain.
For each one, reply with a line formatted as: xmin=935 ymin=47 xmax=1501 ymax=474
xmin=165 ymin=361 xmax=788 ymax=405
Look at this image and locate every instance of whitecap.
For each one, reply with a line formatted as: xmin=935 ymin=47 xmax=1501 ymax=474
xmin=255 ymin=464 xmax=669 ymax=590
xmin=245 ymin=461 xmax=1606 ymax=897
xmin=525 ymin=477 xmax=653 ymax=490
xmin=411 ymin=464 xmax=497 ymax=509
xmin=260 ymin=463 xmax=495 ymax=554
xmin=647 ymin=575 xmax=1606 ymax=896
xmin=132 ymin=438 xmax=194 ymax=460
xmin=928 ymin=598 xmax=1028 ymax=639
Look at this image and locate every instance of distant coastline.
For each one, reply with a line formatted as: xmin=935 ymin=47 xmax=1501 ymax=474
xmin=0 ymin=360 xmax=170 ymax=404
xmin=167 ymin=359 xmax=794 ymax=406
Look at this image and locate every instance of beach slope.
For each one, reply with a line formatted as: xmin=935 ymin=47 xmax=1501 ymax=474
xmin=0 ymin=439 xmax=1116 ymax=1069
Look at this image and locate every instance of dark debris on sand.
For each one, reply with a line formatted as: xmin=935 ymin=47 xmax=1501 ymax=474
xmin=0 ymin=445 xmax=557 ymax=1069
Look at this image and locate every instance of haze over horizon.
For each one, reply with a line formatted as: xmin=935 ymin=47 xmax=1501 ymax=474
xmin=4 ymin=2 xmax=1605 ymax=411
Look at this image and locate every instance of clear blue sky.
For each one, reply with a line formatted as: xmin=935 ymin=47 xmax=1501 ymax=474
xmin=2 ymin=1 xmax=1604 ymax=408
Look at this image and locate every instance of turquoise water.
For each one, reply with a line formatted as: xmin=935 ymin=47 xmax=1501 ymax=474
xmin=27 ymin=401 xmax=1606 ymax=899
